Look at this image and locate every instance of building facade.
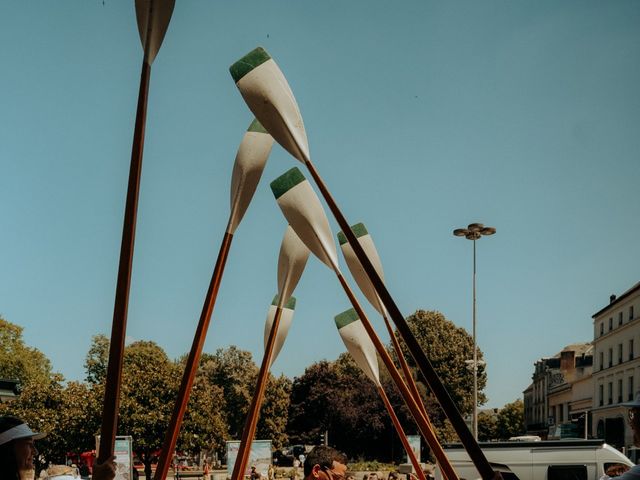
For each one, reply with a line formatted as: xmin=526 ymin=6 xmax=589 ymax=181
xmin=547 ymin=344 xmax=593 ymax=438
xmin=591 ymin=282 xmax=640 ymax=452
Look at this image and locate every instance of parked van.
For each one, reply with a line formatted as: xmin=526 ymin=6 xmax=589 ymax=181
xmin=434 ymin=440 xmax=633 ymax=480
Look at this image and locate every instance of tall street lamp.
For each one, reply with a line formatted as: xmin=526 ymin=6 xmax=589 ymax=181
xmin=453 ymin=222 xmax=496 ymax=440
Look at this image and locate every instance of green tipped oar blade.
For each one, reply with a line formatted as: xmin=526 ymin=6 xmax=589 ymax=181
xmin=270 ymin=167 xmax=338 ymax=270
xmin=230 ymin=47 xmax=310 ymax=164
xmin=335 ymin=308 xmax=380 ymax=386
xmin=135 ymin=0 xmax=176 ymax=65
xmin=264 ymin=295 xmax=296 ymax=366
xmin=227 ymin=119 xmax=274 ymax=234
xmin=338 ymin=223 xmax=387 ymax=316
xmin=277 ymin=226 xmax=310 ymax=306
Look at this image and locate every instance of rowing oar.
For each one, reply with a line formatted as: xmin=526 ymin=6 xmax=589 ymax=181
xmin=99 ymin=0 xmax=175 ymax=463
xmin=153 ymin=119 xmax=274 ymax=480
xmin=270 ymin=169 xmax=458 ymax=480
xmin=335 ymin=308 xmax=426 ymax=480
xmin=231 ymin=226 xmax=310 ymax=480
xmin=337 ymin=224 xmax=454 ymax=480
xmin=230 ymin=47 xmax=495 ymax=480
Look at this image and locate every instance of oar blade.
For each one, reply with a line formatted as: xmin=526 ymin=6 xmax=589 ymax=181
xmin=270 ymin=168 xmax=338 ymax=270
xmin=227 ymin=119 xmax=274 ymax=234
xmin=277 ymin=225 xmax=310 ymax=304
xmin=230 ymin=47 xmax=310 ymax=164
xmin=338 ymin=223 xmax=386 ymax=316
xmin=335 ymin=308 xmax=380 ymax=385
xmin=135 ymin=0 xmax=176 ymax=65
xmin=264 ymin=296 xmax=296 ymax=366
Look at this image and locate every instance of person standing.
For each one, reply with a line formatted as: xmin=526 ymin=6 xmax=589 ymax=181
xmin=302 ymin=446 xmax=347 ymax=480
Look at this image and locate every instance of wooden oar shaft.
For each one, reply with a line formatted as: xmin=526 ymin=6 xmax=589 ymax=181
xmin=306 ymin=160 xmax=494 ymax=480
xmin=230 ymin=306 xmax=285 ymax=480
xmin=382 ymin=316 xmax=452 ymax=480
xmin=98 ymin=60 xmax=151 ymax=463
xmin=154 ymin=231 xmax=235 ymax=480
xmin=335 ymin=273 xmax=458 ymax=480
xmin=377 ymin=385 xmax=427 ymax=480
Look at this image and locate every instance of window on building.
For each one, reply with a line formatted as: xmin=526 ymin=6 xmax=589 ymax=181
xmin=631 ymin=306 xmax=635 ymax=321
xmin=558 ymin=405 xmax=563 ymax=422
xmin=599 ymin=384 xmax=604 ymax=406
xmin=629 ymin=377 xmax=634 ymax=401
xmin=600 ymin=323 xmax=604 ymax=336
xmin=630 ymin=339 xmax=634 ymax=361
xmin=619 ymin=312 xmax=624 ymax=325
xmin=608 ymin=382 xmax=613 ymax=404
xmin=618 ymin=379 xmax=623 ymax=403
xmin=609 ymin=348 xmax=613 ymax=368
xmin=619 ymin=344 xmax=623 ymax=364
xmin=609 ymin=318 xmax=613 ymax=331
xmin=548 ymin=465 xmax=587 ymax=480
xmin=600 ymin=352 xmax=604 ymax=370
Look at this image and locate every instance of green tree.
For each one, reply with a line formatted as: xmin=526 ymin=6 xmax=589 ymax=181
xmin=256 ymin=375 xmax=292 ymax=450
xmin=200 ymin=347 xmax=258 ymax=439
xmin=117 ymin=340 xmax=179 ymax=479
xmin=84 ymin=334 xmax=109 ymax=384
xmin=478 ymin=411 xmax=498 ymax=441
xmin=496 ymin=399 xmax=525 ymax=440
xmin=394 ymin=310 xmax=487 ymax=442
xmin=0 ymin=317 xmax=52 ymax=387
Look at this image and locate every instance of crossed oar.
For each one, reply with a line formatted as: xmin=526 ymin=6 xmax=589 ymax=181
xmin=230 ymin=47 xmax=497 ymax=480
xmin=270 ymin=168 xmax=458 ymax=480
xmin=99 ymin=0 xmax=175 ymax=463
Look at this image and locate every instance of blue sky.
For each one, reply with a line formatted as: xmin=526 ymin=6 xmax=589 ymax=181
xmin=1 ymin=1 xmax=638 ymax=410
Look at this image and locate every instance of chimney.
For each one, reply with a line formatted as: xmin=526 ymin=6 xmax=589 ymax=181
xmin=561 ymin=350 xmax=575 ymax=371
xmin=610 ymin=294 xmax=617 ymax=304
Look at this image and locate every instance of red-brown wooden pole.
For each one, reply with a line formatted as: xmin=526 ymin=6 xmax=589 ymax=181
xmin=98 ymin=60 xmax=150 ymax=463
xmin=382 ymin=315 xmax=452 ymax=480
xmin=377 ymin=385 xmax=427 ymax=480
xmin=154 ymin=231 xmax=234 ymax=480
xmin=230 ymin=306 xmax=285 ymax=480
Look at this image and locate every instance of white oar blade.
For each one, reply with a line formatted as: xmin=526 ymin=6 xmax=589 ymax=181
xmin=227 ymin=119 xmax=274 ymax=234
xmin=264 ymin=295 xmax=296 ymax=367
xmin=335 ymin=308 xmax=381 ymax=386
xmin=270 ymin=168 xmax=338 ymax=270
xmin=338 ymin=223 xmax=386 ymax=316
xmin=277 ymin=226 xmax=310 ymax=305
xmin=135 ymin=0 xmax=176 ymax=65
xmin=230 ymin=47 xmax=310 ymax=164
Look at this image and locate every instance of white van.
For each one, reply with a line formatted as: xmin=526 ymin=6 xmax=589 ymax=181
xmin=434 ymin=440 xmax=633 ymax=480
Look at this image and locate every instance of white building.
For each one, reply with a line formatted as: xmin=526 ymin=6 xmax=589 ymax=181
xmin=591 ymin=282 xmax=640 ymax=452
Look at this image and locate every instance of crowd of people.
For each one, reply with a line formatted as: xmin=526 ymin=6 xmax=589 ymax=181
xmin=6 ymin=392 xmax=640 ymax=480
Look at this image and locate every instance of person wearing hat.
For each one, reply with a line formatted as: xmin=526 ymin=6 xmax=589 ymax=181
xmin=0 ymin=415 xmax=47 ymax=479
xmin=615 ymin=393 xmax=640 ymax=480
xmin=0 ymin=415 xmax=116 ymax=480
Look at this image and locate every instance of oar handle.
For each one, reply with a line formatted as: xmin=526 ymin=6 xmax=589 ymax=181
xmin=335 ymin=274 xmax=458 ymax=480
xmin=154 ymin=232 xmax=235 ymax=480
xmin=377 ymin=385 xmax=427 ymax=480
xmin=98 ymin=60 xmax=151 ymax=463
xmin=230 ymin=307 xmax=285 ymax=480
xmin=306 ymin=161 xmax=493 ymax=480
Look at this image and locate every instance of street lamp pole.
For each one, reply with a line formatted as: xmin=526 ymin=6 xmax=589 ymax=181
xmin=453 ymin=222 xmax=496 ymax=440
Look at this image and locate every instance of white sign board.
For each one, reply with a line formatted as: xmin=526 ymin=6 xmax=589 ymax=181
xmin=226 ymin=440 xmax=272 ymax=478
xmin=406 ymin=435 xmax=421 ymax=463
xmin=95 ymin=435 xmax=134 ymax=480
